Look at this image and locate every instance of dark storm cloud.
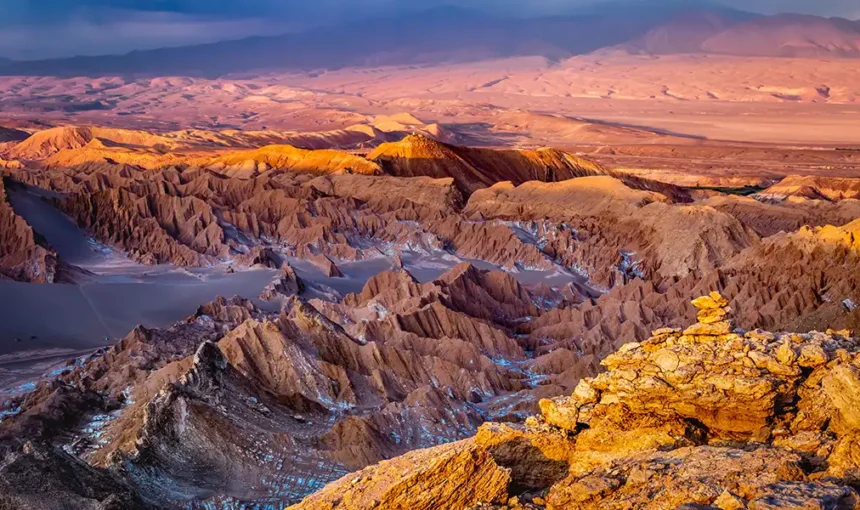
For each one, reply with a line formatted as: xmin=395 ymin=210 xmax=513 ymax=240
xmin=0 ymin=0 xmax=857 ymax=60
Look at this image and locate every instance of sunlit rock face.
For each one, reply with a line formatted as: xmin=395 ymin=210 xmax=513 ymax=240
xmin=294 ymin=294 xmax=860 ymax=510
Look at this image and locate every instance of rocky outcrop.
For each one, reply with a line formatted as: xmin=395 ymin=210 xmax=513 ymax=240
xmin=4 ymin=135 xmax=703 ymax=282
xmin=9 ymin=119 xmax=860 ymax=509
xmin=294 ymin=293 xmax=860 ymax=509
xmin=260 ymin=261 xmax=305 ymax=300
xmin=197 ymin=144 xmax=383 ymax=178
xmin=368 ymin=134 xmax=604 ymax=196
xmin=758 ymin=175 xmax=860 ymax=201
xmin=234 ymin=245 xmax=282 ymax=268
xmin=306 ymin=174 xmax=464 ymax=212
xmin=308 ymin=253 xmax=344 ymax=277
xmin=290 ymin=440 xmax=511 ymax=510
xmin=0 ymin=441 xmax=148 ymax=510
xmin=0 ymin=157 xmax=23 ymax=169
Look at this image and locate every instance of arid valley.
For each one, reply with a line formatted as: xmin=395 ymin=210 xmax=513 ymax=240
xmin=2 ymin=2 xmax=860 ymax=509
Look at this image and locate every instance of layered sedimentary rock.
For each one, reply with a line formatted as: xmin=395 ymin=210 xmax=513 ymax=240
xmin=368 ymin=134 xmax=605 ymax=195
xmin=4 ymin=126 xmax=860 ymax=509
xmin=0 ymin=121 xmax=453 ymax=166
xmin=306 ymin=174 xmax=465 ymax=212
xmin=292 ymin=441 xmax=512 ymax=510
xmin=295 ymin=294 xmax=860 ymax=510
xmin=516 ymin=215 xmax=860 ymax=381
xmin=6 ymin=126 xmax=97 ymax=160
xmin=7 ymin=139 xmax=601 ymax=271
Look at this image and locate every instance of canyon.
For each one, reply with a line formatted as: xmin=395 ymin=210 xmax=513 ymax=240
xmin=1 ymin=4 xmax=860 ymax=508
xmin=0 ymin=120 xmax=859 ymax=508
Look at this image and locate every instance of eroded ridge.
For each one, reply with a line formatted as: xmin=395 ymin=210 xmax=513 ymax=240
xmin=293 ymin=293 xmax=860 ymax=510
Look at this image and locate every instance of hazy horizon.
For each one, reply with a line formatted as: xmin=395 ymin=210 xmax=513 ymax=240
xmin=1 ymin=0 xmax=858 ymax=61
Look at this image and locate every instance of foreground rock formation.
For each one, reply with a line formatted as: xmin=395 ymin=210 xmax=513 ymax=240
xmin=0 ymin=260 xmax=586 ymax=508
xmin=294 ymin=293 xmax=860 ymax=509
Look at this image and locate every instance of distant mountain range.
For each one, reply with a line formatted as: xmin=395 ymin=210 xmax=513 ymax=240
xmin=623 ymin=12 xmax=860 ymax=58
xmin=1 ymin=6 xmax=859 ymax=77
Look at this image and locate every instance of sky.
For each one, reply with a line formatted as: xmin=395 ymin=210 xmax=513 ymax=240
xmin=1 ymin=0 xmax=858 ymax=60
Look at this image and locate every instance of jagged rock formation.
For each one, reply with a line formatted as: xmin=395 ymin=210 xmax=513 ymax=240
xmin=260 ymin=261 xmax=305 ymax=300
xmin=307 ymin=253 xmax=344 ymax=277
xmin=0 ymin=179 xmax=59 ymax=282
xmin=0 ymin=157 xmax=23 ymax=170
xmin=515 ymin=214 xmax=860 ymax=380
xmin=4 ymin=133 xmax=719 ymax=281
xmin=465 ymin=176 xmax=758 ymax=285
xmin=233 ymin=245 xmax=282 ymax=269
xmin=58 ymin=187 xmax=229 ymax=266
xmin=0 ymin=261 xmax=579 ymax=507
xmin=37 ymin=140 xmax=384 ymax=178
xmin=0 ymin=441 xmax=148 ymax=510
xmin=294 ymin=294 xmax=860 ymax=509
xmin=6 ymin=121 xmax=860 ymax=510
xmin=292 ymin=440 xmax=512 ymax=510
xmin=0 ymin=120 xmax=459 ymax=165
xmin=5 ymin=137 xmax=610 ymax=270
xmin=5 ymin=131 xmax=858 ymax=385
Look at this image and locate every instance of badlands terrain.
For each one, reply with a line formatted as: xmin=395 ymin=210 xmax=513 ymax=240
xmin=1 ymin=4 xmax=860 ymax=509
xmin=1 ymin=117 xmax=860 ymax=508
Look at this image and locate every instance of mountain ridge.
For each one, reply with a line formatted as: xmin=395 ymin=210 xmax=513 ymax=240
xmin=3 ymin=7 xmax=859 ymax=78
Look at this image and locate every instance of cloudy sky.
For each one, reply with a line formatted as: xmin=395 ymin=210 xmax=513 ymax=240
xmin=1 ymin=0 xmax=858 ymax=60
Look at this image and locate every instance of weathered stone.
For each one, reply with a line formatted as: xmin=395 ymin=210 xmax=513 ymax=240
xmin=684 ymin=321 xmax=732 ymax=336
xmin=798 ymin=344 xmax=829 ymax=368
xmin=698 ymin=308 xmax=729 ymax=324
xmin=572 ymin=379 xmax=598 ymax=404
xmin=775 ymin=340 xmax=797 ymax=365
xmin=747 ymin=481 xmax=859 ymax=510
xmin=822 ymin=364 xmax=860 ymax=431
xmin=654 ymin=349 xmax=681 ymax=372
xmin=289 ymin=441 xmax=511 ymax=510
xmin=539 ymin=397 xmax=580 ymax=432
xmin=546 ymin=446 xmax=808 ymax=509
xmin=691 ymin=292 xmax=729 ymax=310
xmin=713 ymin=490 xmax=747 ymax=510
